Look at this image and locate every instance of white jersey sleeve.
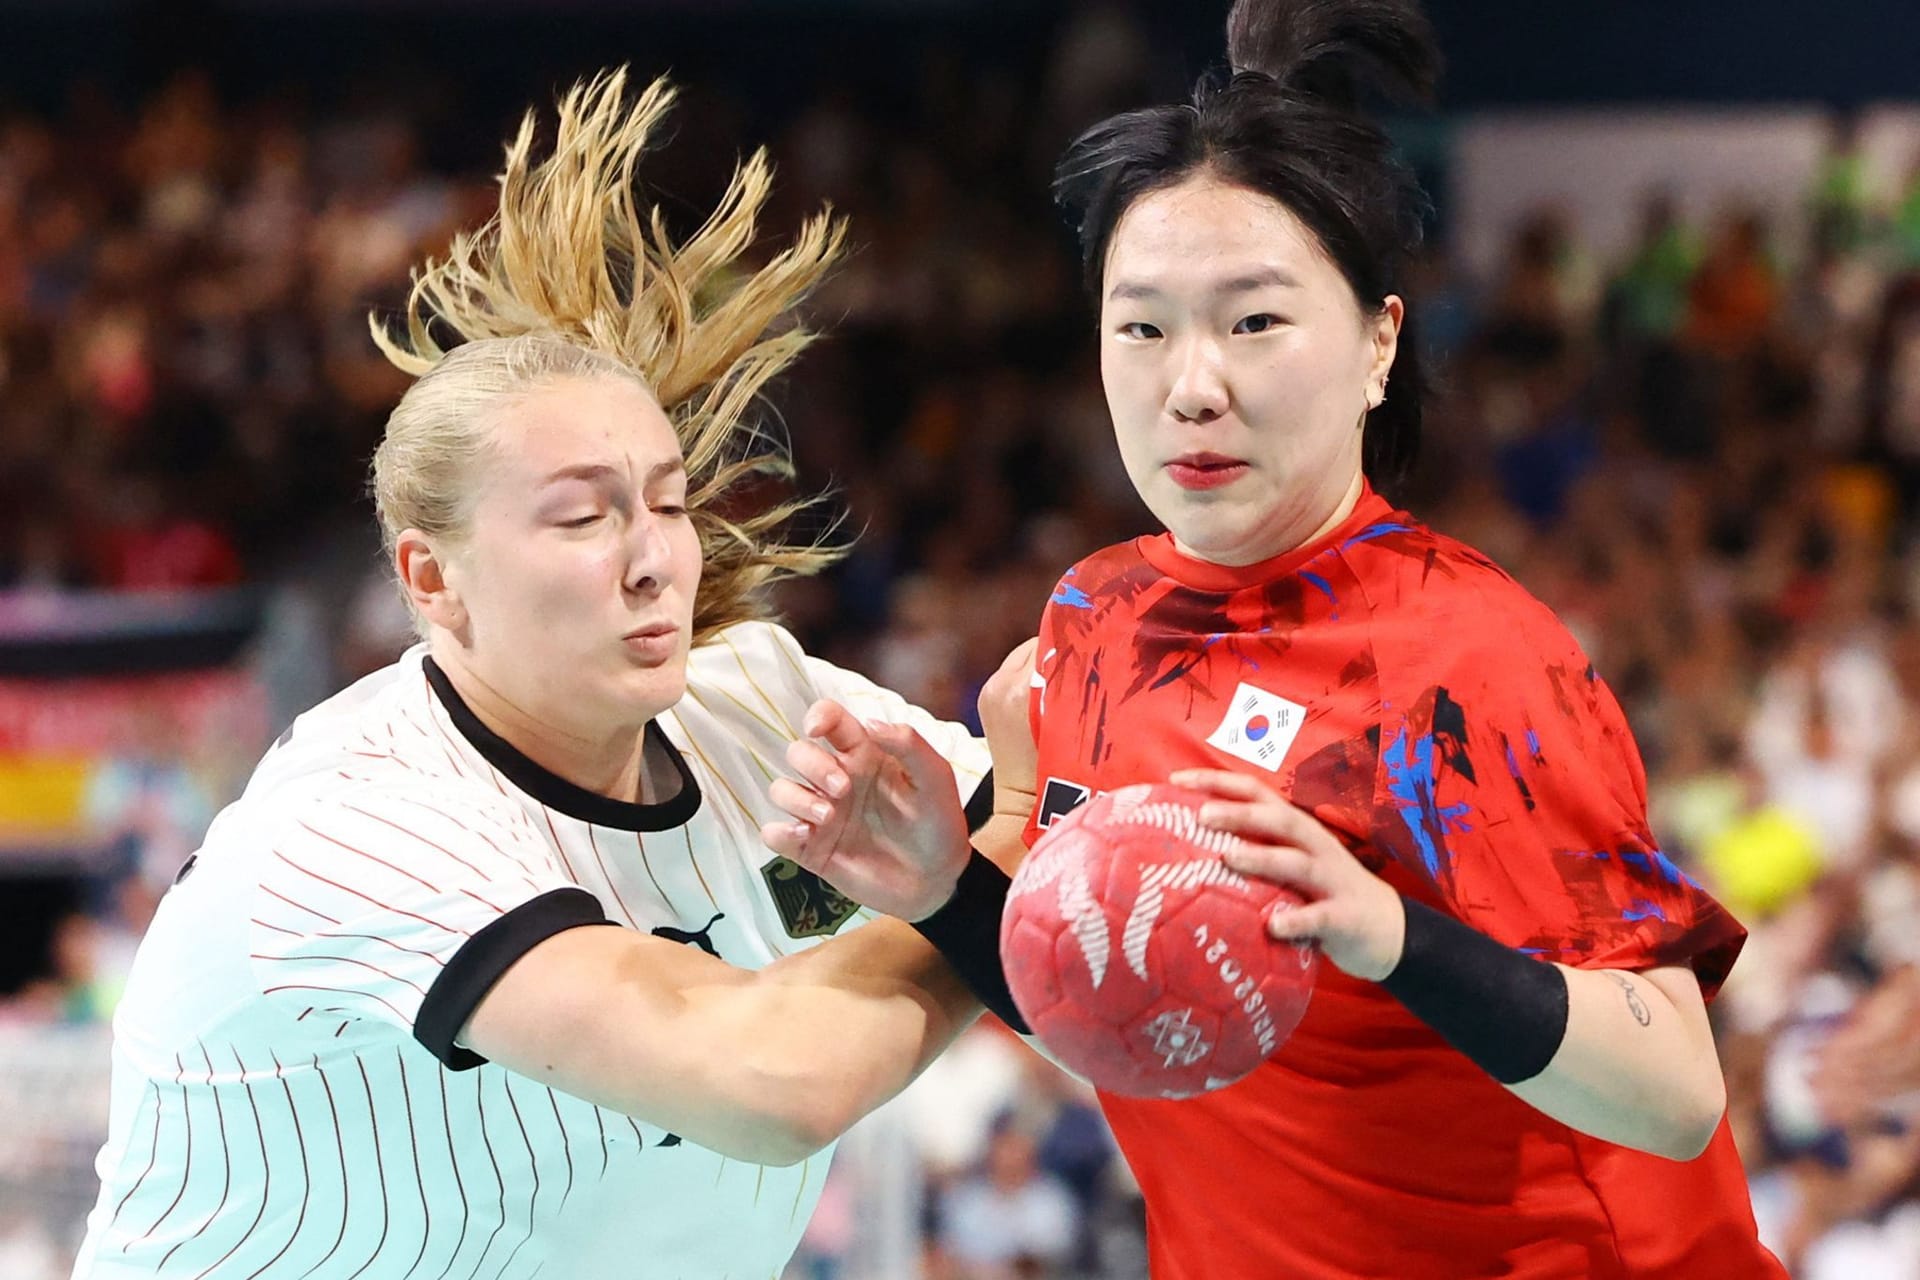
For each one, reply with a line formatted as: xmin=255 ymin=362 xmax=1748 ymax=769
xmin=247 ymin=781 xmax=608 ymax=1067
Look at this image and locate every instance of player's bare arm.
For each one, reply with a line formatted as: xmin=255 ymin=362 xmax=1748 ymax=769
xmin=470 ymin=636 xmax=1032 ymax=1167
xmin=1175 ymin=766 xmax=1727 ymax=1162
xmin=461 ymin=657 xmax=1030 ymax=1169
xmin=461 ymin=912 xmax=975 ymax=1167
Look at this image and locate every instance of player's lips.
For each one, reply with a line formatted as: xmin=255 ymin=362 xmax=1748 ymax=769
xmin=1166 ymin=453 xmax=1249 ymax=491
xmin=622 ymin=623 xmax=679 ymax=661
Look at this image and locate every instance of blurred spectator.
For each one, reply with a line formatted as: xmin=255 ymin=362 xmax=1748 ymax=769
xmin=1809 ymin=118 xmax=1872 ymax=260
xmin=935 ymin=1112 xmax=1080 ymax=1280
xmin=0 ymin=1208 xmax=63 ymax=1280
xmin=82 ymin=703 xmax=218 ymax=900
xmin=1 ymin=913 xmax=125 ymax=1026
xmin=1895 ymin=151 xmax=1920 ymax=269
xmin=791 ymin=1161 xmax=859 ymax=1280
xmin=1607 ymin=192 xmax=1700 ymax=347
xmin=1686 ymin=210 xmax=1780 ymax=358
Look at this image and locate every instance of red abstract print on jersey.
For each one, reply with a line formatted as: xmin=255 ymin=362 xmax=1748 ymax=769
xmin=1025 ymin=485 xmax=1783 ymax=1279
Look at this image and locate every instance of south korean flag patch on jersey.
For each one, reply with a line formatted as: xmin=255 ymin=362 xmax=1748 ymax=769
xmin=1206 ymin=682 xmax=1308 ymax=772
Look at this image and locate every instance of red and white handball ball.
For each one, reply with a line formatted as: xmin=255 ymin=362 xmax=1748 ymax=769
xmin=1000 ymin=783 xmax=1319 ymax=1099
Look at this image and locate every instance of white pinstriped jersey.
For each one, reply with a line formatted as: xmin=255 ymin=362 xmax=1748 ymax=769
xmin=71 ymin=621 xmax=990 ymax=1280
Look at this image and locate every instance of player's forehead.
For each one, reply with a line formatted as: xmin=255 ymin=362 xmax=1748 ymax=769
xmin=484 ymin=374 xmax=684 ymax=491
xmin=1103 ymin=176 xmax=1337 ymax=301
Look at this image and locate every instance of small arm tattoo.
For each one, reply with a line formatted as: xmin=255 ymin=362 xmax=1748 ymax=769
xmin=1608 ymin=972 xmax=1652 ymax=1027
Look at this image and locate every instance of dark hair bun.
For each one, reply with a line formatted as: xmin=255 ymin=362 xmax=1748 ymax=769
xmin=1226 ymin=0 xmax=1440 ymax=111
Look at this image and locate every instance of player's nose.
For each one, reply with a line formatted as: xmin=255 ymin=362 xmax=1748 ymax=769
xmin=622 ymin=510 xmax=677 ymax=595
xmin=1167 ymin=335 xmax=1229 ymax=423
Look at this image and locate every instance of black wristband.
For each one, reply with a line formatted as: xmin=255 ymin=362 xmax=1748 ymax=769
xmin=964 ymin=769 xmax=996 ymax=835
xmin=1377 ymin=896 xmax=1570 ymax=1085
xmin=910 ymin=849 xmax=1030 ymax=1035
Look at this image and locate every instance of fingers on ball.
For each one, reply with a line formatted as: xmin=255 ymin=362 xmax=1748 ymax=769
xmin=1176 ymin=769 xmax=1274 ymax=805
xmin=1268 ymin=900 xmax=1324 ymax=938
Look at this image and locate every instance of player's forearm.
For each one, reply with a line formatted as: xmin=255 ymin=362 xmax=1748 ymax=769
xmin=729 ymin=918 xmax=981 ymax=1152
xmin=467 ymin=921 xmax=976 ymax=1166
xmin=1505 ymin=965 xmax=1726 ymax=1160
xmin=1375 ymin=901 xmax=1724 ymax=1161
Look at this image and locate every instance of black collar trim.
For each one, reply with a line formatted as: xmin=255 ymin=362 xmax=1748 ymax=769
xmin=422 ymin=655 xmax=702 ymax=833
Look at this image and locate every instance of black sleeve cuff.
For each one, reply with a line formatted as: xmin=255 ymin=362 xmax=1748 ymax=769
xmin=911 ymin=849 xmax=1029 ymax=1034
xmin=964 ymin=768 xmax=996 ymax=835
xmin=1378 ymin=896 xmax=1571 ymax=1085
xmin=415 ymin=886 xmax=615 ymax=1071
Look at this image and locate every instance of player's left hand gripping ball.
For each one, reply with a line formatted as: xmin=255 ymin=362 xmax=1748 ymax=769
xmin=1001 ymin=783 xmax=1319 ymax=1099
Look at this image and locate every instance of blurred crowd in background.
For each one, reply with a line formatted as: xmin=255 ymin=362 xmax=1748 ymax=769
xmin=4 ymin=3 xmax=1920 ymax=1276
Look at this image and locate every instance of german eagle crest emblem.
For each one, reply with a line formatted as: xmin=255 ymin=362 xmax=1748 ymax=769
xmin=761 ymin=856 xmax=861 ymax=939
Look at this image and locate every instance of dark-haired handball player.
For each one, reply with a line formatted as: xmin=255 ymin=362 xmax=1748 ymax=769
xmin=70 ymin=73 xmax=1035 ymax=1280
xmin=765 ymin=2 xmax=1789 ymax=1275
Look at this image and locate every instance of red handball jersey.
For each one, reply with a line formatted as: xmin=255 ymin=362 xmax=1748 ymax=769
xmin=1024 ymin=486 xmax=1785 ymax=1280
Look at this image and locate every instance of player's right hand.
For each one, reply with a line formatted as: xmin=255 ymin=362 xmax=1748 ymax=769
xmin=1172 ymin=767 xmax=1408 ymax=982
xmin=762 ymin=699 xmax=973 ymax=922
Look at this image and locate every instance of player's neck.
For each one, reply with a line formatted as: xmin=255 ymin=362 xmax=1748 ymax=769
xmin=1296 ymin=468 xmax=1367 ymax=551
xmin=1172 ymin=468 xmax=1366 ymax=568
xmin=429 ymin=654 xmax=674 ymax=805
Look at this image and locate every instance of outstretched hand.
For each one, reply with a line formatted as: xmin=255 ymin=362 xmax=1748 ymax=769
xmin=762 ymin=700 xmax=973 ymax=922
xmin=1172 ymin=768 xmax=1407 ymax=982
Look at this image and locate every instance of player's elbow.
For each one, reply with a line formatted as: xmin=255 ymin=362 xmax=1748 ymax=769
xmin=1649 ymin=1071 xmax=1726 ymax=1162
xmin=725 ymin=1116 xmax=833 ymax=1167
xmin=657 ymin=1090 xmax=840 ymax=1167
xmin=739 ymin=1088 xmax=859 ymax=1165
xmin=711 ymin=1048 xmax=871 ymax=1165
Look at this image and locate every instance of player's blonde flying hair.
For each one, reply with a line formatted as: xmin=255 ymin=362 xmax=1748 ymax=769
xmin=370 ymin=68 xmax=847 ymax=644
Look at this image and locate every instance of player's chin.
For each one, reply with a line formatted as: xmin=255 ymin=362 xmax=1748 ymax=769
xmin=1161 ymin=506 xmax=1267 ymax=563
xmin=612 ymin=655 xmax=690 ymax=718
xmin=1148 ymin=484 xmax=1224 ymax=532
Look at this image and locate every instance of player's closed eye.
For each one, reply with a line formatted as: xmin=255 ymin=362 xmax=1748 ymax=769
xmin=559 ymin=513 xmax=603 ymax=529
xmin=651 ymin=503 xmax=688 ymax=518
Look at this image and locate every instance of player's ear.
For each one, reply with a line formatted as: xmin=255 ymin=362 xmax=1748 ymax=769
xmin=396 ymin=530 xmax=467 ymax=633
xmin=1366 ymin=295 xmax=1403 ymax=411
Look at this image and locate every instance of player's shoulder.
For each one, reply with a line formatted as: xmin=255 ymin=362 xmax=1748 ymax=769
xmin=1051 ymin=539 xmax=1155 ymax=598
xmin=685 ymin=619 xmax=811 ymax=696
xmin=676 ymin=618 xmax=816 ymax=738
xmin=1339 ymin=515 xmax=1587 ymax=675
xmin=1041 ymin=540 xmax=1164 ymax=637
xmin=689 ymin=617 xmax=808 ymax=671
xmin=240 ymin=647 xmax=482 ymax=801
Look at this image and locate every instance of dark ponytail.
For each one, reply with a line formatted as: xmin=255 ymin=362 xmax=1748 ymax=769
xmin=1055 ymin=0 xmax=1440 ymax=491
xmin=1226 ymin=0 xmax=1439 ymax=108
